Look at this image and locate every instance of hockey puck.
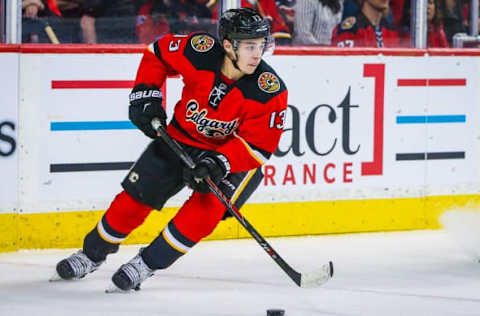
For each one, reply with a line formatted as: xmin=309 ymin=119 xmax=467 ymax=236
xmin=266 ymin=309 xmax=285 ymax=316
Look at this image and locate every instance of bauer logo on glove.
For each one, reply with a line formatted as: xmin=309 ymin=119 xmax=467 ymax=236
xmin=128 ymin=84 xmax=167 ymax=138
xmin=129 ymin=90 xmax=162 ymax=102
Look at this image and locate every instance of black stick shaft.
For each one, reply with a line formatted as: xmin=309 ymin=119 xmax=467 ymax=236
xmin=153 ymin=121 xmax=302 ymax=286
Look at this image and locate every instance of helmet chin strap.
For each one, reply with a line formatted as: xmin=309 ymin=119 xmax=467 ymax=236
xmin=228 ymin=39 xmax=242 ymax=72
xmin=230 ymin=52 xmax=241 ymax=71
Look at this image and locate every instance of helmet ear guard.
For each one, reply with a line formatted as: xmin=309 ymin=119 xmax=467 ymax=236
xmin=262 ymin=34 xmax=275 ymax=57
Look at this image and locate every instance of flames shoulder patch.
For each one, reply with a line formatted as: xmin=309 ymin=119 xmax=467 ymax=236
xmin=190 ymin=34 xmax=215 ymax=52
xmin=258 ymin=72 xmax=281 ymax=93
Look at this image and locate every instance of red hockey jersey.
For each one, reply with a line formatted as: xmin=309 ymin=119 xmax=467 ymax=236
xmin=134 ymin=32 xmax=288 ymax=173
xmin=332 ymin=12 xmax=400 ymax=48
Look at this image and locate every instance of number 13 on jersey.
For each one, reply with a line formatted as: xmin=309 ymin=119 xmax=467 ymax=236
xmin=269 ymin=109 xmax=286 ymax=129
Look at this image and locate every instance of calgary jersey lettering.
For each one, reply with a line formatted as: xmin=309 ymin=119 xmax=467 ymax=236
xmin=185 ymin=100 xmax=238 ymax=138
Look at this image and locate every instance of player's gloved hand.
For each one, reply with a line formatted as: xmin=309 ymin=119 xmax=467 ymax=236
xmin=128 ymin=83 xmax=166 ymax=138
xmin=183 ymin=152 xmax=230 ymax=194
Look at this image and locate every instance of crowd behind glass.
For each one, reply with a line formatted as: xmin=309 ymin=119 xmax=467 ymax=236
xmin=11 ymin=0 xmax=480 ymax=47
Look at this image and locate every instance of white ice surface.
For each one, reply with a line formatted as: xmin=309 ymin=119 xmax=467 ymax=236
xmin=1 ymin=230 xmax=479 ymax=316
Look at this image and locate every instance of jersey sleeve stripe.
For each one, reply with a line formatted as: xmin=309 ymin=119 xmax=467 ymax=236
xmin=234 ymin=132 xmax=268 ymax=165
xmin=249 ymin=142 xmax=272 ymax=160
xmin=153 ymin=41 xmax=162 ymax=60
xmin=147 ymin=43 xmax=155 ymax=54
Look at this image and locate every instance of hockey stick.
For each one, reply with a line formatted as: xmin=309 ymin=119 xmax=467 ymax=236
xmin=151 ymin=118 xmax=333 ymax=288
xmin=44 ymin=21 xmax=60 ymax=44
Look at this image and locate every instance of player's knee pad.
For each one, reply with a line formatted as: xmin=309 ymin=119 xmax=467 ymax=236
xmin=105 ymin=191 xmax=152 ymax=234
xmin=173 ymin=192 xmax=226 ymax=242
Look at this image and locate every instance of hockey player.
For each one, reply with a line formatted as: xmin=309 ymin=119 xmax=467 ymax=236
xmin=53 ymin=7 xmax=288 ymax=292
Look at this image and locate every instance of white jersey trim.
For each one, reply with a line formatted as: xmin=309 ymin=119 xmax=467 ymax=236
xmin=97 ymin=221 xmax=125 ymax=244
xmin=234 ymin=132 xmax=268 ymax=165
xmin=163 ymin=225 xmax=191 ymax=253
xmin=147 ymin=43 xmax=155 ymax=54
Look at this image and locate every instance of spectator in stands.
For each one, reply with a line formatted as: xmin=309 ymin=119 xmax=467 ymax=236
xmin=276 ymin=0 xmax=295 ymax=37
xmin=399 ymin=0 xmax=449 ymax=48
xmin=23 ymin=0 xmax=45 ymax=18
xmin=342 ymin=0 xmax=395 ymax=24
xmin=135 ymin=0 xmax=171 ymax=43
xmin=427 ymin=0 xmax=450 ymax=47
xmin=331 ymin=0 xmax=400 ymax=47
xmin=208 ymin=0 xmax=292 ymax=45
xmin=22 ymin=0 xmax=95 ymax=43
xmin=241 ymin=0 xmax=292 ymax=45
xmin=83 ymin=0 xmax=137 ymax=43
xmin=342 ymin=0 xmax=360 ymax=18
xmin=293 ymin=0 xmax=343 ymax=45
xmin=169 ymin=0 xmax=215 ymax=34
xmin=135 ymin=0 xmax=214 ymax=44
xmin=442 ymin=0 xmax=466 ymax=45
xmin=390 ymin=0 xmax=404 ymax=28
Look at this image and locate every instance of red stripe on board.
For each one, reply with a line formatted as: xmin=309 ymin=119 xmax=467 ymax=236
xmin=397 ymin=78 xmax=466 ymax=86
xmin=0 ymin=44 xmax=21 ymax=52
xmin=398 ymin=79 xmax=428 ymax=86
xmin=0 ymin=44 xmax=479 ymax=56
xmin=274 ymin=46 xmax=426 ymax=56
xmin=52 ymin=80 xmax=135 ymax=89
xmin=361 ymin=64 xmax=385 ymax=176
xmin=20 ymin=44 xmax=146 ymax=54
xmin=427 ymin=48 xmax=480 ymax=56
xmin=428 ymin=79 xmax=466 ymax=86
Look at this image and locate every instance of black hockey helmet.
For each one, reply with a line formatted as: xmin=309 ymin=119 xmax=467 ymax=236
xmin=218 ymin=8 xmax=271 ymax=42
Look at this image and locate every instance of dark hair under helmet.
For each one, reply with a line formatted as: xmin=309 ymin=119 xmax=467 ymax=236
xmin=218 ymin=8 xmax=271 ymax=42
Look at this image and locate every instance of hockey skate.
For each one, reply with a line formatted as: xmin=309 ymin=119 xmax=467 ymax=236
xmin=105 ymin=250 xmax=154 ymax=293
xmin=50 ymin=250 xmax=103 ymax=281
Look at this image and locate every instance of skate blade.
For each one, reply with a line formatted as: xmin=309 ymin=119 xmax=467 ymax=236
xmin=49 ymin=271 xmax=62 ymax=282
xmin=105 ymin=283 xmax=129 ymax=294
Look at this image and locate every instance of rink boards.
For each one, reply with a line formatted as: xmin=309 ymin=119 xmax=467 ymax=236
xmin=1 ymin=45 xmax=480 ymax=252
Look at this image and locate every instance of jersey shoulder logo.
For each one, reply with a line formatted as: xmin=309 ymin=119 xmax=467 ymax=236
xmin=341 ymin=16 xmax=356 ymax=30
xmin=258 ymin=72 xmax=280 ymax=93
xmin=191 ymin=34 xmax=215 ymax=52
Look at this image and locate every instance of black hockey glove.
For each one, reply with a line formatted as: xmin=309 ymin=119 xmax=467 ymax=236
xmin=128 ymin=84 xmax=166 ymax=138
xmin=183 ymin=152 xmax=230 ymax=194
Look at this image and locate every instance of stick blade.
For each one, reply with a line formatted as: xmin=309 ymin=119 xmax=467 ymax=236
xmin=300 ymin=261 xmax=334 ymax=288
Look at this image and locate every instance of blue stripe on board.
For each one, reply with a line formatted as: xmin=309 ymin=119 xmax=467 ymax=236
xmin=51 ymin=121 xmax=136 ymax=131
xmin=396 ymin=115 xmax=466 ymax=124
